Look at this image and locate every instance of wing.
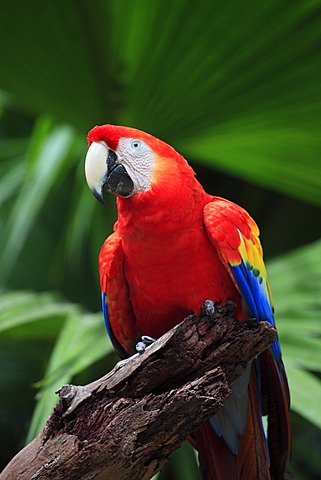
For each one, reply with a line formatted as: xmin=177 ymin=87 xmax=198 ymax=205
xmin=204 ymin=197 xmax=273 ymax=325
xmin=203 ymin=197 xmax=291 ymax=475
xmin=99 ymin=232 xmax=137 ymax=358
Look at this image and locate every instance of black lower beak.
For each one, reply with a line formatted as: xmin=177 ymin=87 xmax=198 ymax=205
xmin=101 ymin=149 xmax=134 ymax=198
xmin=103 ymin=163 xmax=134 ymax=198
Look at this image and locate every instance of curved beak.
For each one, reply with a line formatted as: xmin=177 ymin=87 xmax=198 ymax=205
xmin=85 ymin=141 xmax=135 ymax=203
xmin=85 ymin=141 xmax=109 ymax=205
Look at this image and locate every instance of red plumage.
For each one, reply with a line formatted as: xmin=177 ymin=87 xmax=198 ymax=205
xmin=87 ymin=124 xmax=291 ymax=479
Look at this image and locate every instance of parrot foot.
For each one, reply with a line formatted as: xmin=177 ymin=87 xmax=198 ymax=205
xmin=199 ymin=299 xmax=215 ymax=321
xmin=136 ymin=335 xmax=156 ymax=354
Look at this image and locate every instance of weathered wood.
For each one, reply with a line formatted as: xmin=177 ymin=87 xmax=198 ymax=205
xmin=0 ymin=302 xmax=276 ymax=480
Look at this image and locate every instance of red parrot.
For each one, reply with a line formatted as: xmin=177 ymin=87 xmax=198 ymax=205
xmin=85 ymin=124 xmax=291 ymax=480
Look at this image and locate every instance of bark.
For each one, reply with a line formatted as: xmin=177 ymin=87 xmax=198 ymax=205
xmin=1 ymin=302 xmax=276 ymax=480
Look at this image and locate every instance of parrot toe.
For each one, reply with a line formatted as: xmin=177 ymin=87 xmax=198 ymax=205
xmin=136 ymin=335 xmax=156 ymax=354
xmin=200 ymin=299 xmax=215 ymax=321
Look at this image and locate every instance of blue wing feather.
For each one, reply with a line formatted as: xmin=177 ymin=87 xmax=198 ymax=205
xmin=102 ymin=292 xmax=112 ymax=340
xmin=229 ymin=262 xmax=282 ymax=363
xmin=101 ymin=291 xmax=129 ymax=358
xmin=230 ymin=263 xmax=273 ymax=322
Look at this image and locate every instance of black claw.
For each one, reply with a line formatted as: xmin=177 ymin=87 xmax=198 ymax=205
xmin=136 ymin=335 xmax=156 ymax=354
xmin=200 ymin=299 xmax=215 ymax=321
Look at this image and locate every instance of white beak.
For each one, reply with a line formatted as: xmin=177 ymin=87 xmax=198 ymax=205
xmin=85 ymin=141 xmax=109 ymax=197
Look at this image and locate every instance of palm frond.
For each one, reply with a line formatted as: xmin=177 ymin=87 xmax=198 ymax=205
xmin=0 ymin=2 xmax=320 ymax=204
xmin=268 ymin=239 xmax=321 ymax=429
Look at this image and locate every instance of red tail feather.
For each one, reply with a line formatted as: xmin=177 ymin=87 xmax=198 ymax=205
xmin=194 ymin=421 xmax=237 ymax=480
xmin=192 ymin=365 xmax=287 ymax=480
xmin=260 ymin=349 xmax=291 ymax=479
xmin=236 ymin=370 xmax=271 ymax=480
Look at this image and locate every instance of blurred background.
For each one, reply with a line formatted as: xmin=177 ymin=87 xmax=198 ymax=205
xmin=0 ymin=1 xmax=320 ymax=478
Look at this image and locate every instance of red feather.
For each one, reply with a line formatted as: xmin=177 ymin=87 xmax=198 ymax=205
xmin=90 ymin=124 xmax=291 ymax=480
xmin=236 ymin=369 xmax=271 ymax=480
xmin=195 ymin=421 xmax=238 ymax=480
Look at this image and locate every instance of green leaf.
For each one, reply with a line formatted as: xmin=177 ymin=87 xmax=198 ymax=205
xmin=286 ymin=367 xmax=321 ymax=430
xmin=159 ymin=441 xmax=199 ymax=480
xmin=0 ymin=1 xmax=320 ymax=204
xmin=0 ymin=118 xmax=83 ymax=281
xmin=0 ymin=290 xmax=77 ymax=337
xmin=268 ymin=238 xmax=321 ymax=428
xmin=177 ymin=122 xmax=321 ymax=207
xmin=26 ymin=311 xmax=113 ymax=443
xmin=0 ymin=289 xmax=113 ymax=442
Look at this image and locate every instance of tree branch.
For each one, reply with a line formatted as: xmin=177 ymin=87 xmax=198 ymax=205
xmin=1 ymin=302 xmax=276 ymax=480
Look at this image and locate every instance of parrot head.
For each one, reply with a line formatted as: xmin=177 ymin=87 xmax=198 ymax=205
xmin=85 ymin=124 xmax=195 ymax=205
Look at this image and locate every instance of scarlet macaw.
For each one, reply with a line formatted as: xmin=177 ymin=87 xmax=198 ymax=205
xmin=85 ymin=124 xmax=291 ymax=480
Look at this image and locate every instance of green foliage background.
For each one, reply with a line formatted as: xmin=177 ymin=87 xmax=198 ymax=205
xmin=0 ymin=1 xmax=320 ymax=478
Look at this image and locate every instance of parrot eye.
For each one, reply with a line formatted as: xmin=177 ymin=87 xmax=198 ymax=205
xmin=130 ymin=139 xmax=144 ymax=152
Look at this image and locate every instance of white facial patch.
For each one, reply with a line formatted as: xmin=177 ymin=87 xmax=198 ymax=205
xmin=117 ymin=137 xmax=155 ymax=193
